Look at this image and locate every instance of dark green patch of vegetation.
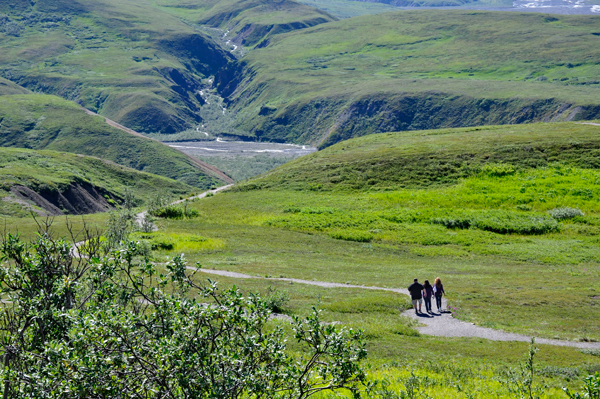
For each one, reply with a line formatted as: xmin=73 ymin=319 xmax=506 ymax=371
xmin=195 ymin=154 xmax=296 ymax=182
xmin=0 ymin=232 xmax=366 ymax=398
xmin=150 ymin=204 xmax=199 ymax=219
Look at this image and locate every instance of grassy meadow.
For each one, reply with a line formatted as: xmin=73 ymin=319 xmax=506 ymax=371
xmin=296 ymin=0 xmax=515 ymax=18
xmin=133 ymin=182 xmax=600 ymax=396
xmin=113 ymin=122 xmax=600 ymax=395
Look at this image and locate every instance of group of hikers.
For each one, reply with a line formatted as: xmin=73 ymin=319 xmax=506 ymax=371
xmin=408 ymin=277 xmax=445 ymax=314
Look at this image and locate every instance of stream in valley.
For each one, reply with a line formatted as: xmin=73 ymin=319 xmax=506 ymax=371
xmin=164 ymin=140 xmax=317 ymax=182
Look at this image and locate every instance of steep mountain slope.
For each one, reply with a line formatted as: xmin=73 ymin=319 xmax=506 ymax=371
xmin=0 ymin=93 xmax=228 ymax=188
xmin=224 ymin=11 xmax=600 ymax=147
xmin=236 ymin=122 xmax=600 ymax=190
xmin=0 ymin=147 xmax=193 ymax=217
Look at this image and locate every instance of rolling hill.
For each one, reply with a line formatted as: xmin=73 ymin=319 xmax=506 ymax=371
xmin=0 ymin=147 xmax=194 ymax=217
xmin=155 ymin=0 xmax=337 ymax=47
xmin=0 ymin=89 xmax=230 ymax=188
xmin=237 ymin=121 xmax=600 ymax=190
xmin=171 ymin=121 xmax=600 ymax=345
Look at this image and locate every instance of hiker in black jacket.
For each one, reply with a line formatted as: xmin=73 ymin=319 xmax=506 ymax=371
xmin=408 ymin=278 xmax=424 ymax=314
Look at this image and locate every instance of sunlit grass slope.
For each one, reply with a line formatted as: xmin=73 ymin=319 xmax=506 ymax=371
xmin=0 ymin=93 xmax=223 ymax=189
xmin=0 ymin=147 xmax=193 ymax=217
xmin=296 ymin=0 xmax=513 ymax=18
xmin=230 ymin=11 xmax=600 ymax=145
xmin=0 ymin=77 xmax=30 ymax=95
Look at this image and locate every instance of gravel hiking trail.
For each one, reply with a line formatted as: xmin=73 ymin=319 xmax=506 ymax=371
xmin=194 ymin=268 xmax=600 ymax=349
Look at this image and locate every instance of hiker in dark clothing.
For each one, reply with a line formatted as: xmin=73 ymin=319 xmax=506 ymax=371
xmin=408 ymin=278 xmax=424 ymax=314
xmin=434 ymin=277 xmax=445 ymax=311
xmin=422 ymin=280 xmax=434 ymax=313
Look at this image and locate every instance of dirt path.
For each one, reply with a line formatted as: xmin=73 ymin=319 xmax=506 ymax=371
xmin=195 ymin=268 xmax=600 ymax=349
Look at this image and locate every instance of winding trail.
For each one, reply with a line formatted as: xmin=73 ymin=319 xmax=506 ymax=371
xmin=195 ymin=268 xmax=600 ymax=349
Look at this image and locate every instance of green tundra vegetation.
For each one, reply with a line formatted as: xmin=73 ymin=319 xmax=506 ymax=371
xmin=292 ymin=0 xmax=512 ymax=19
xmin=2 ymin=0 xmax=600 ymax=396
xmin=0 ymin=0 xmax=334 ymax=135
xmin=3 ymin=0 xmax=600 ymax=148
xmin=295 ymin=0 xmax=514 ymax=19
xmin=294 ymin=0 xmax=400 ymax=19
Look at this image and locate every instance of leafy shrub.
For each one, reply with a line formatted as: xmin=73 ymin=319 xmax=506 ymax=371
xmin=564 ymin=372 xmax=600 ymax=399
xmin=548 ymin=207 xmax=584 ymax=220
xmin=430 ymin=217 xmax=471 ymax=229
xmin=432 ymin=212 xmax=559 ymax=235
xmin=481 ymin=163 xmax=516 ymax=177
xmin=264 ymin=286 xmax=290 ymax=313
xmin=136 ymin=233 xmax=175 ymax=250
xmin=0 ymin=234 xmax=367 ymax=398
xmin=329 ymin=229 xmax=374 ymax=242
xmin=133 ymin=233 xmax=223 ymax=253
xmin=150 ymin=205 xmax=198 ymax=219
xmin=473 ymin=214 xmax=559 ymax=235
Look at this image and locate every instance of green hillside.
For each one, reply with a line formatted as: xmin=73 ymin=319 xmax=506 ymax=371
xmin=299 ymin=0 xmax=513 ymax=14
xmin=0 ymin=147 xmax=193 ymax=217
xmin=0 ymin=77 xmax=30 ymax=95
xmin=0 ymin=0 xmax=333 ymax=134
xmin=226 ymin=11 xmax=600 ymax=146
xmin=0 ymin=93 xmax=227 ymax=188
xmin=237 ymin=122 xmax=600 ymax=190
